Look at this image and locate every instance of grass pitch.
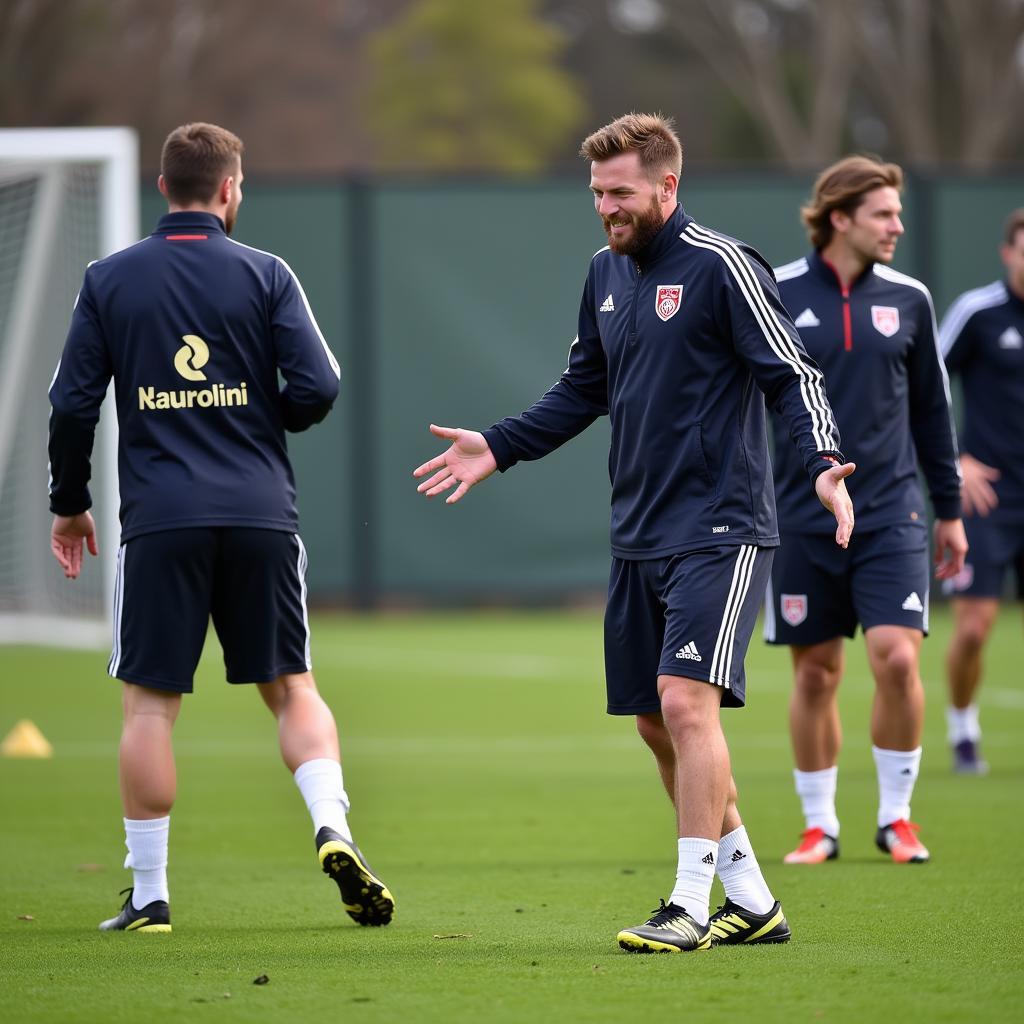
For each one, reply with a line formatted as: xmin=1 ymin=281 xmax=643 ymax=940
xmin=1 ymin=605 xmax=1022 ymax=1023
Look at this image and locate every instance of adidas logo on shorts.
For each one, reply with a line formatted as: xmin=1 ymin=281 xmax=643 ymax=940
xmin=675 ymin=641 xmax=702 ymax=662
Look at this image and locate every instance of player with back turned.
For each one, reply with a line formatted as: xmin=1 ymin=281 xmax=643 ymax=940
xmin=414 ymin=113 xmax=855 ymax=953
xmin=767 ymin=156 xmax=966 ymax=866
xmin=940 ymin=208 xmax=1024 ymax=774
xmin=48 ymin=122 xmax=394 ymax=932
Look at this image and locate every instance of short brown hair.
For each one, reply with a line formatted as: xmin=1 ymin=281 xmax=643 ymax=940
xmin=160 ymin=122 xmax=244 ymax=204
xmin=801 ymin=155 xmax=903 ymax=249
xmin=1004 ymin=208 xmax=1024 ymax=247
xmin=580 ymin=112 xmax=682 ymax=180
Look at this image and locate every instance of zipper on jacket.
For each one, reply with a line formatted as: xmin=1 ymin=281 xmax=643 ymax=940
xmin=630 ymin=261 xmax=642 ymax=341
xmin=822 ymin=257 xmax=853 ymax=350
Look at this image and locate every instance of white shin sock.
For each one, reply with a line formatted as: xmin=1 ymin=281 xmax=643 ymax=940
xmin=668 ymin=838 xmax=718 ymax=926
xmin=124 ymin=816 xmax=170 ymax=908
xmin=793 ymin=766 xmax=840 ymax=837
xmin=873 ymin=745 xmax=921 ymax=828
xmin=294 ymin=758 xmax=352 ymax=840
xmin=716 ymin=826 xmax=775 ymax=915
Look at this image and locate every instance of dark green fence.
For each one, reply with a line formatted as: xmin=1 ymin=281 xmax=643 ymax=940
xmin=139 ymin=174 xmax=1022 ymax=604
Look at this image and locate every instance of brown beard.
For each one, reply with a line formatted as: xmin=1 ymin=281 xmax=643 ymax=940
xmin=604 ymin=195 xmax=665 ymax=256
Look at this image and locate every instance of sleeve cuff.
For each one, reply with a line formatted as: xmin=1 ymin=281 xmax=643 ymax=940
xmin=481 ymin=426 xmax=517 ymax=473
xmin=932 ymin=497 xmax=962 ymax=521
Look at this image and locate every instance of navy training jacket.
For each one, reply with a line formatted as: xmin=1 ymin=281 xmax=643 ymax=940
xmin=48 ymin=211 xmax=341 ymax=541
xmin=941 ymin=279 xmax=1024 ymax=520
xmin=483 ymin=205 xmax=843 ymax=559
xmin=771 ymin=250 xmax=961 ymax=535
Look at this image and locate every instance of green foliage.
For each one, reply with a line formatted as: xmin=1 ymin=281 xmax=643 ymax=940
xmin=367 ymin=0 xmax=586 ymax=173
xmin=1 ymin=606 xmax=1021 ymax=1022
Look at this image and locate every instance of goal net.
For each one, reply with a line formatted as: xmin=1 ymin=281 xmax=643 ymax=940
xmin=0 ymin=128 xmax=138 ymax=648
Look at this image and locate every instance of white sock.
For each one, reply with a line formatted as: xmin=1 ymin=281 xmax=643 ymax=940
xmin=946 ymin=704 xmax=980 ymax=744
xmin=123 ymin=816 xmax=169 ymax=909
xmin=668 ymin=837 xmax=718 ymax=926
xmin=294 ymin=758 xmax=352 ymax=840
xmin=716 ymin=826 xmax=775 ymax=914
xmin=873 ymin=745 xmax=922 ymax=828
xmin=793 ymin=766 xmax=840 ymax=837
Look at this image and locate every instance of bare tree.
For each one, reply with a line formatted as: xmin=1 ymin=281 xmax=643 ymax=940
xmin=597 ymin=0 xmax=1024 ymax=169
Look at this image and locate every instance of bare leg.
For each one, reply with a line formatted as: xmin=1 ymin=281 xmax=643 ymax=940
xmin=657 ymin=675 xmax=730 ymax=840
xmin=789 ymin=638 xmax=845 ymax=770
xmin=946 ymin=597 xmax=999 ymax=709
xmin=257 ymin=671 xmax=339 ymax=772
xmin=636 ymin=711 xmax=676 ymax=804
xmin=119 ymin=682 xmax=181 ymax=819
xmin=864 ymin=626 xmax=923 ymax=750
xmin=636 ymin=710 xmax=743 ymax=838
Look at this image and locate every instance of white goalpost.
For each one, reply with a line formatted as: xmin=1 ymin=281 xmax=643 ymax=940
xmin=0 ymin=128 xmax=138 ymax=648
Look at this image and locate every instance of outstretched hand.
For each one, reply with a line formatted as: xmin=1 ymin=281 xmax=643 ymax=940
xmin=814 ymin=461 xmax=856 ymax=548
xmin=413 ymin=424 xmax=497 ymax=505
xmin=50 ymin=511 xmax=98 ymax=579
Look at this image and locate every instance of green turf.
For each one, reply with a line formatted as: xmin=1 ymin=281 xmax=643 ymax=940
xmin=1 ymin=605 xmax=1021 ymax=1023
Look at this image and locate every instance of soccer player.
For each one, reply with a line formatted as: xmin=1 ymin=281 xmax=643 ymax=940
xmin=413 ymin=113 xmax=855 ymax=953
xmin=940 ymin=208 xmax=1024 ymax=774
xmin=767 ymin=156 xmax=966 ymax=866
xmin=48 ymin=122 xmax=394 ymax=932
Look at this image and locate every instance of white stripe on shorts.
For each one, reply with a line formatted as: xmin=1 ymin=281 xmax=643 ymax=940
xmin=762 ymin=577 xmax=776 ymax=642
xmin=295 ymin=534 xmax=312 ymax=670
xmin=709 ymin=545 xmax=758 ymax=687
xmin=107 ymin=543 xmax=126 ymax=678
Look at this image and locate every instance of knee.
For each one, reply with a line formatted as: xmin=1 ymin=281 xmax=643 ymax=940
xmin=636 ymin=713 xmax=672 ymax=756
xmin=954 ymin=615 xmax=992 ymax=653
xmin=659 ymin=686 xmax=711 ymax=736
xmin=878 ymin=642 xmax=919 ymax=690
xmin=258 ymin=671 xmax=317 ymax=714
xmin=794 ymin=660 xmax=842 ymax=702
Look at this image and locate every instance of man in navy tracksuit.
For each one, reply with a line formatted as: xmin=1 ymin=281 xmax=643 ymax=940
xmin=766 ymin=156 xmax=966 ymax=867
xmin=414 ymin=114 xmax=855 ymax=952
xmin=940 ymin=208 xmax=1024 ymax=774
xmin=48 ymin=122 xmax=393 ymax=932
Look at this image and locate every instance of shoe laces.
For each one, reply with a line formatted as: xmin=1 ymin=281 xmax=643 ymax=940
xmin=889 ymin=819 xmax=922 ymax=846
xmin=795 ymin=826 xmax=827 ymax=851
xmin=646 ymin=899 xmax=689 ymax=927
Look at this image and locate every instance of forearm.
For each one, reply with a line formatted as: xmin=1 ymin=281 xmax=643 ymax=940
xmin=483 ymin=379 xmax=603 ymax=470
xmin=48 ymin=411 xmax=97 ymax=515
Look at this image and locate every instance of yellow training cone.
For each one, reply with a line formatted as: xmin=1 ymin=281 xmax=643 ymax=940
xmin=1 ymin=720 xmax=53 ymax=758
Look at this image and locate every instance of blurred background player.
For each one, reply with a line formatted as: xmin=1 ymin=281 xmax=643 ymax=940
xmin=939 ymin=208 xmax=1024 ymax=774
xmin=766 ymin=156 xmax=966 ymax=865
xmin=414 ymin=113 xmax=854 ymax=953
xmin=48 ymin=122 xmax=393 ymax=932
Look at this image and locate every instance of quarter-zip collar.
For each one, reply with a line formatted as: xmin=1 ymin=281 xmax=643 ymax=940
xmin=153 ymin=211 xmax=227 ymax=236
xmin=632 ymin=203 xmax=690 ymax=270
xmin=808 ymin=248 xmax=874 ymax=292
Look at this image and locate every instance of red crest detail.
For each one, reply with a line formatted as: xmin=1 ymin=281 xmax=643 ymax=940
xmin=781 ymin=594 xmax=807 ymax=626
xmin=871 ymin=305 xmax=900 ymax=337
xmin=655 ymin=285 xmax=683 ymax=322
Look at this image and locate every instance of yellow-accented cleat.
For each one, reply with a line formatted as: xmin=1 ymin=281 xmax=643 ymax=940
xmin=98 ymin=888 xmax=171 ymax=933
xmin=316 ymin=826 xmax=395 ymax=926
xmin=709 ymin=899 xmax=791 ymax=945
xmin=617 ymin=900 xmax=712 ymax=953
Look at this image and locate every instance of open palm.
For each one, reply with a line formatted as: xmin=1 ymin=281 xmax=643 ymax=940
xmin=413 ymin=424 xmax=497 ymax=504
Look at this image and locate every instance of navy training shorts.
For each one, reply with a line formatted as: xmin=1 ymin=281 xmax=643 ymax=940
xmin=941 ymin=513 xmax=1024 ymax=599
xmin=604 ymin=544 xmax=774 ymax=713
xmin=107 ymin=528 xmax=312 ymax=693
xmin=764 ymin=522 xmax=929 ymax=647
